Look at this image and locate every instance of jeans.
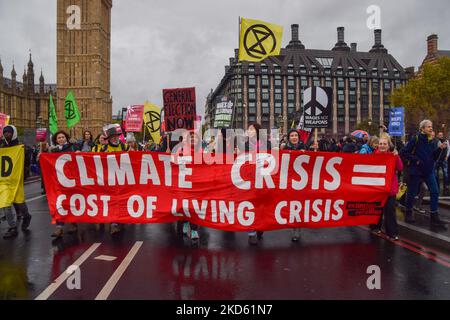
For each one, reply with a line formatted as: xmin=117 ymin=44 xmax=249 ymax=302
xmin=406 ymin=173 xmax=439 ymax=213
xmin=435 ymin=161 xmax=449 ymax=189
xmin=0 ymin=206 xmax=17 ymax=228
xmin=0 ymin=203 xmax=31 ymax=228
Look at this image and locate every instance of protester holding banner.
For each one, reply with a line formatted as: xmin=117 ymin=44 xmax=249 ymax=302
xmin=175 ymin=131 xmax=204 ymax=242
xmin=0 ymin=125 xmax=32 ymax=239
xmin=77 ymin=130 xmax=95 ymax=152
xmin=102 ymin=125 xmax=129 ymax=236
xmin=370 ymin=136 xmax=402 ymax=240
xmin=92 ymin=133 xmax=108 ymax=152
xmin=239 ymin=123 xmax=272 ymax=245
xmin=400 ymin=120 xmax=448 ymax=229
xmin=50 ymin=131 xmax=79 ymax=238
xmin=281 ymin=129 xmax=306 ymax=242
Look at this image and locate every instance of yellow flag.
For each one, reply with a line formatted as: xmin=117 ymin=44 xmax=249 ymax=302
xmin=0 ymin=145 xmax=25 ymax=208
xmin=239 ymin=18 xmax=283 ymax=62
xmin=143 ymin=101 xmax=161 ymax=143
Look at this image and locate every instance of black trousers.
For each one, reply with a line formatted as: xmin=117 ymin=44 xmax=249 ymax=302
xmin=370 ymin=196 xmax=398 ymax=237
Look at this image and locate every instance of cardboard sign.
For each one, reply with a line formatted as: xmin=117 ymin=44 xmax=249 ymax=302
xmin=163 ymin=87 xmax=197 ymax=132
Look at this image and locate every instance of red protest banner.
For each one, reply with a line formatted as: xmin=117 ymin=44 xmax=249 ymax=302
xmin=40 ymin=150 xmax=396 ymax=231
xmin=124 ymin=105 xmax=144 ymax=132
xmin=163 ymin=87 xmax=196 ymax=132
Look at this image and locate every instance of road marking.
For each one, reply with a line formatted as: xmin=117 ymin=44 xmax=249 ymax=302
xmin=359 ymin=226 xmax=450 ymax=268
xmin=95 ymin=241 xmax=143 ymax=300
xmin=95 ymin=255 xmax=117 ymax=262
xmin=35 ymin=243 xmax=101 ymax=300
xmin=26 ymin=195 xmax=46 ymax=203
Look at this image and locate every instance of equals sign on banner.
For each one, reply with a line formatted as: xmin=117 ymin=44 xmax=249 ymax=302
xmin=351 ymin=165 xmax=386 ymax=186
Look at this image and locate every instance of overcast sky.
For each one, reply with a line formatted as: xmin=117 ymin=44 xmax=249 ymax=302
xmin=0 ymin=0 xmax=449 ymax=117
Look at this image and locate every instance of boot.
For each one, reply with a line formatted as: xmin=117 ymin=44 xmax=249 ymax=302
xmin=404 ymin=210 xmax=416 ymax=223
xmin=21 ymin=214 xmax=32 ymax=231
xmin=430 ymin=212 xmax=448 ymax=230
xmin=3 ymin=227 xmax=18 ymax=239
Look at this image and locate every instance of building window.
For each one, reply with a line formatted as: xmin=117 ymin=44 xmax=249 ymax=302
xmin=262 ymin=76 xmax=269 ymax=86
xmin=287 ymin=77 xmax=295 ymax=87
xmin=300 ymin=65 xmax=307 ymax=74
xmin=301 ymin=77 xmax=308 ymax=87
xmin=349 ymin=79 xmax=356 ymax=89
xmin=325 ymin=77 xmax=332 ymax=88
xmin=337 ymin=78 xmax=344 ymax=88
xmin=313 ymin=77 xmax=320 ymax=87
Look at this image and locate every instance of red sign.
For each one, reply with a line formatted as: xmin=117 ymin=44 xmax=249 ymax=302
xmin=40 ymin=151 xmax=396 ymax=230
xmin=163 ymin=87 xmax=196 ymax=132
xmin=36 ymin=128 xmax=48 ymax=142
xmin=0 ymin=113 xmax=10 ymax=138
xmin=124 ymin=105 xmax=144 ymax=132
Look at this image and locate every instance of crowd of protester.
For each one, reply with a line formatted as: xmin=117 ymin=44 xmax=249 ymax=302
xmin=1 ymin=118 xmax=448 ymax=245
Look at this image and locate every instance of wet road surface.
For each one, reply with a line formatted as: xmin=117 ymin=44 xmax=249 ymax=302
xmin=1 ymin=181 xmax=450 ymax=300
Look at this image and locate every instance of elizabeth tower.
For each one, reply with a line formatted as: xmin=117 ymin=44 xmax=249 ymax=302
xmin=57 ymin=0 xmax=112 ymax=137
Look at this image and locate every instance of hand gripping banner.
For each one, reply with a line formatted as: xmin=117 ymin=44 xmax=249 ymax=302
xmin=40 ymin=151 xmax=396 ymax=231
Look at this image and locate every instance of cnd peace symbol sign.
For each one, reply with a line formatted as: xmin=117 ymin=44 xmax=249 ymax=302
xmin=65 ymin=101 xmax=77 ymax=120
xmin=145 ymin=111 xmax=161 ymax=133
xmin=244 ymin=24 xmax=277 ymax=59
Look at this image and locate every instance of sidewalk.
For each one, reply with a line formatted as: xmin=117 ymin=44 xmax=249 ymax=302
xmin=396 ymin=203 xmax=450 ymax=252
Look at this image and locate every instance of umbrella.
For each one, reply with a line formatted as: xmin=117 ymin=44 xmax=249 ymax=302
xmin=351 ymin=130 xmax=369 ymax=139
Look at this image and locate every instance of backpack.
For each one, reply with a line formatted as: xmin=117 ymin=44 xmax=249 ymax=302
xmin=404 ymin=135 xmax=419 ymax=167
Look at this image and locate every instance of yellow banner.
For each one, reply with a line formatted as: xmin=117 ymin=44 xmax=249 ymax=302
xmin=0 ymin=145 xmax=25 ymax=208
xmin=143 ymin=101 xmax=161 ymax=143
xmin=239 ymin=18 xmax=283 ymax=62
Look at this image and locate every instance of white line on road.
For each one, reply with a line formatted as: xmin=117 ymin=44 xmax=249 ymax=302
xmin=35 ymin=243 xmax=101 ymax=300
xmin=26 ymin=195 xmax=46 ymax=203
xmin=95 ymin=241 xmax=143 ymax=300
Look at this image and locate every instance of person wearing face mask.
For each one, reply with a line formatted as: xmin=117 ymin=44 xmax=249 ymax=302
xmin=101 ymin=125 xmax=130 ymax=236
xmin=50 ymin=131 xmax=79 ymax=238
xmin=371 ymin=136 xmax=403 ymax=240
xmin=281 ymin=129 xmax=306 ymax=242
xmin=0 ymin=125 xmax=33 ymax=239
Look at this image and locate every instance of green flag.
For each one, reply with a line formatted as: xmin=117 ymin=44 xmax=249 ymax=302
xmin=48 ymin=94 xmax=58 ymax=134
xmin=64 ymin=91 xmax=81 ymax=129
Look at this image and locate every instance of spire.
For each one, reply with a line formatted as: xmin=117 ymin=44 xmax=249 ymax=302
xmin=39 ymin=69 xmax=44 ymax=83
xmin=28 ymin=51 xmax=34 ymax=69
xmin=23 ymin=67 xmax=28 ymax=82
xmin=11 ymin=64 xmax=17 ymax=79
xmin=0 ymin=58 xmax=3 ymax=75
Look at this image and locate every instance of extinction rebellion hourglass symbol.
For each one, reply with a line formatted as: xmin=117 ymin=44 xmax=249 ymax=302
xmin=65 ymin=100 xmax=77 ymax=120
